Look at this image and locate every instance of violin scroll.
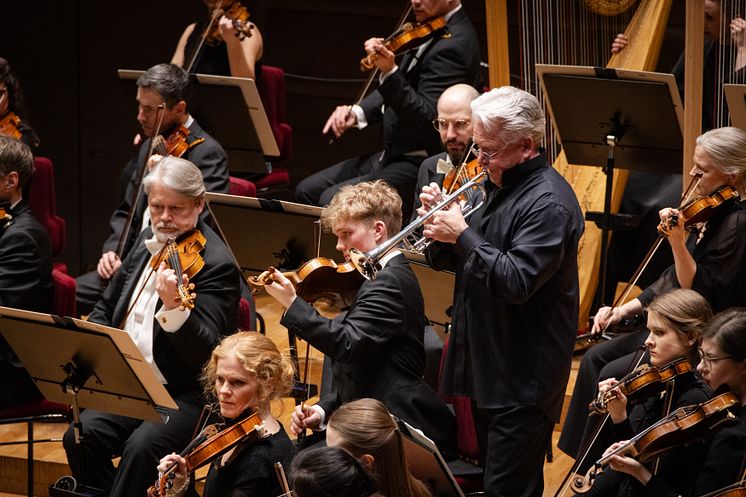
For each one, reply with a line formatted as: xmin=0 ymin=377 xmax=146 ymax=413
xmin=206 ymin=0 xmax=254 ymax=47
xmin=570 ymin=466 xmax=604 ymax=495
xmin=0 ymin=111 xmax=22 ymax=140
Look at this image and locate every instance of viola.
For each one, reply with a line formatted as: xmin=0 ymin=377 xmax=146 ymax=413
xmin=0 ymin=207 xmax=13 ymax=231
xmin=360 ymin=16 xmax=448 ymax=71
xmin=572 ymin=391 xmax=739 ymax=494
xmin=151 ymin=230 xmax=207 ymax=310
xmin=0 ymin=111 xmax=22 ymax=140
xmin=589 ymin=357 xmax=693 ymax=415
xmin=151 ymin=125 xmax=203 ymax=159
xmin=149 ymin=411 xmax=265 ymax=497
xmin=205 ymin=0 xmax=254 ymax=46
xmin=658 ymin=185 xmax=739 ymax=236
xmin=249 ymin=257 xmax=365 ymax=308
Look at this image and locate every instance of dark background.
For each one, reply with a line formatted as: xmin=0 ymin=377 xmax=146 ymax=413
xmin=0 ymin=1 xmax=685 ymax=276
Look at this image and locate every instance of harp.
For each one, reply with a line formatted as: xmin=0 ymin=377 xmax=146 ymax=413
xmin=485 ymin=0 xmax=674 ymax=328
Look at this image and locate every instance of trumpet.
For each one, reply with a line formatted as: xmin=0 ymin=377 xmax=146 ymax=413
xmin=349 ymin=168 xmax=488 ymax=280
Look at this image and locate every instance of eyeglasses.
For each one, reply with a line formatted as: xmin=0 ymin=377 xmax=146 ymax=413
xmin=698 ymin=347 xmax=732 ymax=370
xmin=473 ymin=145 xmax=506 ymax=162
xmin=432 ymin=118 xmax=471 ymax=132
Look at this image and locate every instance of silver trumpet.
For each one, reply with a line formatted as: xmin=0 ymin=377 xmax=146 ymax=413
xmin=349 ymin=168 xmax=488 ymax=280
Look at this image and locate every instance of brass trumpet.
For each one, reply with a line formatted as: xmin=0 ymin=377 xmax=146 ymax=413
xmin=349 ymin=168 xmax=488 ymax=280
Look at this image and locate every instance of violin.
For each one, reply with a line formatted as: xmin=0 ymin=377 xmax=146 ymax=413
xmin=149 ymin=411 xmax=265 ymax=497
xmin=442 ymin=158 xmax=482 ymax=194
xmin=658 ymin=185 xmax=739 ymax=236
xmin=205 ymin=0 xmax=254 ymax=47
xmin=249 ymin=257 xmax=365 ymax=308
xmin=589 ymin=357 xmax=693 ymax=415
xmin=0 ymin=207 xmax=12 ymax=231
xmin=152 ymin=125 xmax=203 ymax=159
xmin=702 ymin=478 xmax=746 ymax=497
xmin=0 ymin=111 xmax=22 ymax=140
xmin=151 ymin=230 xmax=207 ymax=310
xmin=572 ymin=391 xmax=739 ymax=494
xmin=360 ymin=16 xmax=448 ymax=71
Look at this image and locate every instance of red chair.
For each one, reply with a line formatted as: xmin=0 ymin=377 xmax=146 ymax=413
xmin=28 ymin=156 xmax=67 ymax=273
xmin=229 ymin=176 xmax=257 ymax=197
xmin=52 ymin=268 xmax=77 ymax=317
xmin=255 ymin=65 xmax=292 ymax=192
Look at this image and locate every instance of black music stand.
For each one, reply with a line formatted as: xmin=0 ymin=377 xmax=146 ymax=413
xmin=118 ymin=70 xmax=279 ymax=174
xmin=398 ymin=419 xmax=465 ymax=497
xmin=536 ymin=65 xmax=684 ymax=306
xmin=0 ymin=306 xmax=177 ymax=496
xmin=724 ymin=84 xmax=746 ymax=132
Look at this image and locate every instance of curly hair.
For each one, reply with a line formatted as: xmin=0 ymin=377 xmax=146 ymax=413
xmin=202 ymin=332 xmax=296 ymax=410
xmin=320 ymin=180 xmax=402 ymax=237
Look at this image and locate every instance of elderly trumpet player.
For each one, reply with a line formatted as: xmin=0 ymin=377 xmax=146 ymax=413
xmin=419 ymin=86 xmax=584 ymax=497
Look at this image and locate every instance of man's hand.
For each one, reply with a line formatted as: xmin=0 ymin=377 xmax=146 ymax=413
xmin=155 ymin=261 xmax=189 ymax=311
xmin=322 ymin=105 xmax=357 ymax=139
xmin=419 ymin=183 xmax=469 ymax=244
xmin=592 ymin=306 xmax=623 ymax=335
xmin=264 ymin=268 xmax=298 ymax=310
xmin=364 ymin=37 xmax=396 ymax=74
xmin=97 ymin=251 xmax=122 ymax=280
xmin=290 ymin=404 xmax=322 ymax=436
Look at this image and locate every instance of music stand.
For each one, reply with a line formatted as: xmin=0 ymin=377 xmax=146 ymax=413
xmin=724 ymin=84 xmax=746 ymax=132
xmin=118 ymin=70 xmax=279 ymax=174
xmin=536 ymin=65 xmax=684 ymax=305
xmin=398 ymin=419 xmax=465 ymax=497
xmin=0 ymin=306 xmax=177 ymax=495
xmin=403 ymin=251 xmax=454 ymax=336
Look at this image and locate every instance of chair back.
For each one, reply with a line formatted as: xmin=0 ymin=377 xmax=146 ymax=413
xmin=28 ymin=157 xmax=66 ymax=257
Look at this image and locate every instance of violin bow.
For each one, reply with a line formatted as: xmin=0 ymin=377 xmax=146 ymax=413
xmin=274 ymin=462 xmax=292 ymax=496
xmin=115 ymin=104 xmax=166 ymax=260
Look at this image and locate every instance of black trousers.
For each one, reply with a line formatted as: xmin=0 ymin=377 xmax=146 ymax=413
xmin=474 ymin=404 xmax=555 ymax=497
xmin=63 ymin=392 xmax=202 ymax=497
xmin=294 ymin=152 xmax=422 ymax=221
xmin=75 ymin=270 xmax=107 ymax=317
xmin=557 ymin=330 xmax=648 ymax=469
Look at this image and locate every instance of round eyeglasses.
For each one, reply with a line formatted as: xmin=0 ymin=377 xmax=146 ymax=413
xmin=432 ymin=118 xmax=471 ymax=132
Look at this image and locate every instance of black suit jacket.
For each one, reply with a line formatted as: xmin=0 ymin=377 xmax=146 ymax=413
xmin=361 ymin=8 xmax=482 ymax=160
xmin=281 ymin=253 xmax=455 ymax=451
xmin=103 ymin=119 xmax=230 ymax=257
xmin=0 ymin=201 xmax=53 ymax=312
xmin=89 ymin=219 xmax=241 ymax=396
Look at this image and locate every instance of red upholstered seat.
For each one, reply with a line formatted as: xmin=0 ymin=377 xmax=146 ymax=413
xmin=229 ymin=176 xmax=257 ymax=197
xmin=255 ymin=65 xmax=292 ymax=191
xmin=52 ymin=268 xmax=77 ymax=317
xmin=28 ymin=157 xmax=66 ymax=261
xmin=238 ymin=297 xmax=255 ymax=331
xmin=0 ymin=399 xmax=71 ymax=420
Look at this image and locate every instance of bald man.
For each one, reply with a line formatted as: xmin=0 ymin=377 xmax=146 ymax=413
xmin=411 ymin=83 xmax=479 ymax=220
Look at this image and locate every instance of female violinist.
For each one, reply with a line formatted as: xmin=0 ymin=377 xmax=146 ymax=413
xmin=572 ymin=289 xmax=712 ymax=497
xmin=602 ymin=307 xmax=746 ymax=497
xmin=172 ymin=0 xmax=263 ymax=79
xmin=157 ymin=332 xmax=296 ymax=497
xmin=560 ymin=127 xmax=746 ymax=460
xmin=0 ymin=57 xmax=39 ymax=149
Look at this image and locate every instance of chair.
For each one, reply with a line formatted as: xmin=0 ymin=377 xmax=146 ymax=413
xmin=229 ymin=176 xmax=257 ymax=197
xmin=254 ymin=65 xmax=292 ymax=193
xmin=52 ymin=268 xmax=77 ymax=317
xmin=28 ymin=156 xmax=67 ymax=273
xmin=0 ymin=400 xmax=71 ymax=497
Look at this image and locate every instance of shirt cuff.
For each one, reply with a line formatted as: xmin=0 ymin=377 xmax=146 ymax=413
xmin=351 ymin=105 xmax=367 ymax=130
xmin=156 ymin=306 xmax=191 ymax=333
xmin=379 ymin=64 xmax=399 ymax=83
xmin=310 ymin=404 xmax=328 ymax=430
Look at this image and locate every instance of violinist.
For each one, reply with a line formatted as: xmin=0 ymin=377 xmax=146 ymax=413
xmin=410 ymin=83 xmax=479 ymax=221
xmin=172 ymin=0 xmax=263 ymax=79
xmin=63 ymin=157 xmax=241 ymax=497
xmin=295 ymin=0 xmax=482 ymax=221
xmin=0 ymin=136 xmax=52 ymax=407
xmin=0 ymin=57 xmax=39 ymax=149
xmin=157 ymin=332 xmax=296 ymax=497
xmin=75 ymin=63 xmax=230 ymax=315
xmin=264 ymin=180 xmax=456 ymax=453
xmin=560 ymin=126 xmax=746 ymax=462
xmin=602 ymin=307 xmax=746 ymax=497
xmin=571 ymin=289 xmax=712 ymax=497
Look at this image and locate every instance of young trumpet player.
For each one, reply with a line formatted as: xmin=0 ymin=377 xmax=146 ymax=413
xmin=263 ymin=179 xmax=455 ymax=453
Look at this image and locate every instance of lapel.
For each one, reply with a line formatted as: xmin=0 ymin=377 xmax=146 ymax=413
xmin=112 ymin=233 xmax=157 ymax=329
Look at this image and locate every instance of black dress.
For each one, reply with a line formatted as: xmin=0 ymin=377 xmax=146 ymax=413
xmin=187 ymin=424 xmax=297 ymax=497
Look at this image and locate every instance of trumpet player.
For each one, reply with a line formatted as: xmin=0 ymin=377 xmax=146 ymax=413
xmin=418 ymin=86 xmax=584 ymax=497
